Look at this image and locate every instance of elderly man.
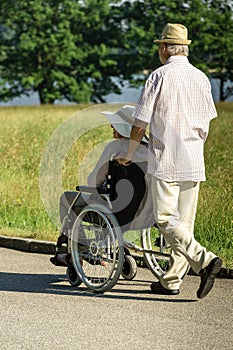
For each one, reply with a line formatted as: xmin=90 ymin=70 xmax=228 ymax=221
xmin=117 ymin=23 xmax=222 ymax=299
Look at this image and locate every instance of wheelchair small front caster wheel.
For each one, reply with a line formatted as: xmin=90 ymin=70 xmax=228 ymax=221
xmin=66 ymin=267 xmax=82 ymax=287
xmin=121 ymin=255 xmax=137 ymax=280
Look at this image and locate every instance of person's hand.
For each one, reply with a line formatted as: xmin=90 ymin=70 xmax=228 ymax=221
xmin=115 ymin=153 xmax=132 ymax=166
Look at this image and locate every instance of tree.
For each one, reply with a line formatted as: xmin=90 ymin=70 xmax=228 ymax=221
xmin=0 ymin=0 xmax=232 ymax=103
xmin=106 ymin=0 xmax=212 ymax=89
xmin=203 ymin=0 xmax=233 ymax=101
xmin=109 ymin=0 xmax=233 ymax=101
xmin=0 ymin=0 xmax=122 ymax=104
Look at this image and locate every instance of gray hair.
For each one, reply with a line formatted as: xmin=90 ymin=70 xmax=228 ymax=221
xmin=166 ymin=44 xmax=189 ymax=57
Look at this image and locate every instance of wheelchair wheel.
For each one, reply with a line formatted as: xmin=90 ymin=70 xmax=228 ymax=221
xmin=71 ymin=203 xmax=124 ymax=293
xmin=141 ymin=228 xmax=171 ymax=279
xmin=66 ymin=266 xmax=82 ymax=287
xmin=121 ymin=255 xmax=137 ymax=280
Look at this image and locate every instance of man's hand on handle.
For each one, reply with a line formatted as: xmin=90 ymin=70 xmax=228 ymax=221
xmin=115 ymin=153 xmax=132 ymax=166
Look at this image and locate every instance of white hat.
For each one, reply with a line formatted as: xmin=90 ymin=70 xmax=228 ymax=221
xmin=100 ymin=105 xmax=148 ymax=143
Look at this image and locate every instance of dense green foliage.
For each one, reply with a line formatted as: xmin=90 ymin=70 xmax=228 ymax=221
xmin=0 ymin=0 xmax=123 ymax=103
xmin=113 ymin=0 xmax=233 ymax=98
xmin=0 ymin=0 xmax=233 ymax=103
xmin=0 ymin=104 xmax=232 ymax=267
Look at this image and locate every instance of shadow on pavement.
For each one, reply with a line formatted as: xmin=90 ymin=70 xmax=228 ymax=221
xmin=0 ymin=271 xmax=197 ymax=303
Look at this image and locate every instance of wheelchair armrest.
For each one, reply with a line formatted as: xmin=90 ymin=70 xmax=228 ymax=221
xmin=76 ymin=185 xmax=107 ymax=195
xmin=76 ymin=185 xmax=97 ymax=193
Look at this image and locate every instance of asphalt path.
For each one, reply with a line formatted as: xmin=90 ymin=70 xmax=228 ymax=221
xmin=0 ymin=247 xmax=232 ymax=350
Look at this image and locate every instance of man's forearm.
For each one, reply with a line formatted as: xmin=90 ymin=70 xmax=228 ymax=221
xmin=116 ymin=118 xmax=148 ymax=165
xmin=126 ymin=125 xmax=146 ymax=159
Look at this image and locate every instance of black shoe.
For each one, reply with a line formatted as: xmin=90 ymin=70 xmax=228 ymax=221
xmin=150 ymin=281 xmax=179 ymax=295
xmin=197 ymin=257 xmax=222 ymax=299
xmin=50 ymin=252 xmax=67 ymax=267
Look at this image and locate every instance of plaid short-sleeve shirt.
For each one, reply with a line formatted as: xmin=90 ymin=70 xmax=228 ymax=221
xmin=133 ymin=56 xmax=217 ymax=182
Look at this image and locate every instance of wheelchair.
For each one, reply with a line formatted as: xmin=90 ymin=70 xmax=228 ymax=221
xmin=61 ymin=159 xmax=171 ymax=293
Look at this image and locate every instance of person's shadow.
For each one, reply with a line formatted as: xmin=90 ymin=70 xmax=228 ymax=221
xmin=0 ymin=271 xmax=197 ymax=303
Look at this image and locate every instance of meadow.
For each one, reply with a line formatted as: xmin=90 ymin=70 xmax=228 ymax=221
xmin=0 ymin=103 xmax=232 ymax=268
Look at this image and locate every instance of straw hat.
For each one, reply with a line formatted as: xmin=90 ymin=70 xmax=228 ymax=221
xmin=100 ymin=105 xmax=148 ymax=143
xmin=154 ymin=23 xmax=191 ymax=45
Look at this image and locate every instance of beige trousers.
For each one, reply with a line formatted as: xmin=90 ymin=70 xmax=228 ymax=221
xmin=152 ymin=177 xmax=216 ymax=290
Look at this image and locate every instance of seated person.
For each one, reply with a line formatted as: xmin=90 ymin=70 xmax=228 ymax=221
xmin=50 ymin=105 xmax=152 ymax=266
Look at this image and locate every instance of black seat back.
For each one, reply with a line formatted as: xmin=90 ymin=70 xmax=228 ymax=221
xmin=106 ymin=160 xmax=147 ymax=229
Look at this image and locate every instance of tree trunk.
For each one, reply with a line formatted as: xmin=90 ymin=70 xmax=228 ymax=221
xmin=219 ymin=77 xmax=226 ymax=102
xmin=37 ymin=83 xmax=55 ymax=104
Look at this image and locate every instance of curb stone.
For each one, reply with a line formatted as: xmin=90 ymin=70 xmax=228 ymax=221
xmin=0 ymin=235 xmax=56 ymax=254
xmin=0 ymin=234 xmax=232 ymax=279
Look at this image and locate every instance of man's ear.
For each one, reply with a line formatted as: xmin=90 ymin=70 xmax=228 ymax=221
xmin=162 ymin=43 xmax=167 ymax=52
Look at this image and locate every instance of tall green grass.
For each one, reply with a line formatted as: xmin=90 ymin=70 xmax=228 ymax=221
xmin=195 ymin=103 xmax=233 ymax=268
xmin=0 ymin=105 xmax=87 ymax=241
xmin=0 ymin=103 xmax=232 ymax=267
